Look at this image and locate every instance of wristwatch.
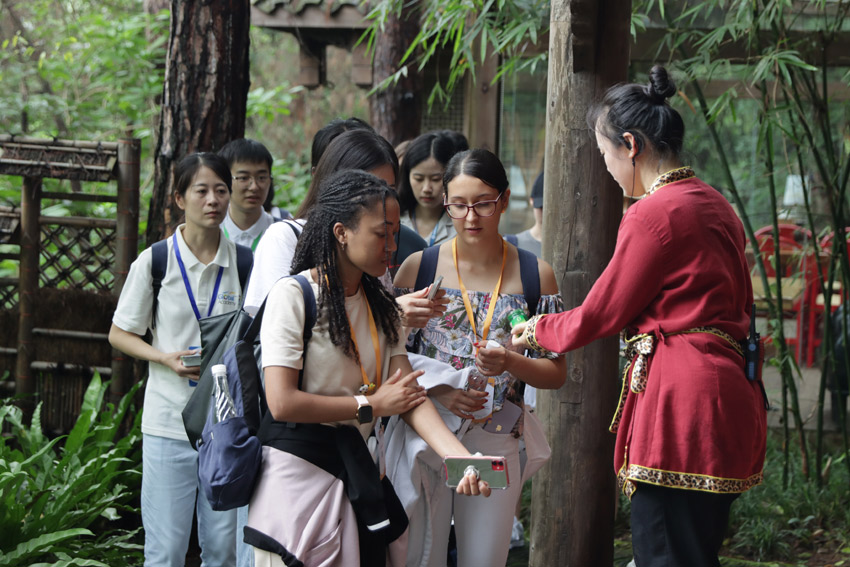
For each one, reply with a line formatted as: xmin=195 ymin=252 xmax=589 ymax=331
xmin=354 ymin=395 xmax=373 ymax=424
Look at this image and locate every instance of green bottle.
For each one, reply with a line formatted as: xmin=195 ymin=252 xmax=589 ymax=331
xmin=508 ymin=309 xmax=528 ymax=328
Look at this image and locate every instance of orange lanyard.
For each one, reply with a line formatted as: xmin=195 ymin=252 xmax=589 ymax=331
xmin=452 ymin=237 xmax=507 ymax=345
xmin=348 ymin=294 xmax=382 ymax=395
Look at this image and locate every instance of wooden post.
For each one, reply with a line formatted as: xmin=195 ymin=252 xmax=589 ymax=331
xmin=463 ymin=43 xmax=499 ymax=152
xmin=530 ymin=0 xmax=631 ymax=565
xmin=16 ymin=176 xmax=42 ymax=415
xmin=111 ymin=138 xmax=141 ymax=400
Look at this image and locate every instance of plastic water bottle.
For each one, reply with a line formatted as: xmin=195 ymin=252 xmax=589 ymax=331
xmin=211 ymin=364 xmax=236 ymax=422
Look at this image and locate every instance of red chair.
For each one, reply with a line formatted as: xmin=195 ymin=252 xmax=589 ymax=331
xmin=751 ymin=233 xmax=814 ymax=365
xmin=804 ymin=228 xmax=850 ymax=366
xmin=754 ymin=223 xmax=813 ymax=245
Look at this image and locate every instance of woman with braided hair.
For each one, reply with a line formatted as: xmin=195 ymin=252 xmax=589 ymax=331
xmin=512 ymin=65 xmax=767 ymax=566
xmin=246 ymin=169 xmax=489 ymax=567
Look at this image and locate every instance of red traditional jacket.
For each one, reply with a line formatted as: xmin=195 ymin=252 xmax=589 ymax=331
xmin=532 ymin=171 xmax=767 ymax=496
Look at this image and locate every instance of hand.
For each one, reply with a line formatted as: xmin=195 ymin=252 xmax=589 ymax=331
xmin=162 ymin=350 xmax=201 ymax=379
xmin=455 ymin=470 xmax=492 ymax=497
xmin=475 ymin=342 xmax=511 ymax=376
xmin=397 ymin=288 xmax=449 ymax=329
xmin=371 ymin=369 xmax=427 ymax=417
xmin=511 ymin=321 xmax=531 ymax=349
xmin=430 ymin=384 xmax=488 ymax=419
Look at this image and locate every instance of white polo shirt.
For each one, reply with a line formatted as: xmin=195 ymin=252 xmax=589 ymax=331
xmin=223 ymin=209 xmax=276 ymax=252
xmin=112 ymin=225 xmax=243 ymax=441
xmin=244 ymin=218 xmax=305 ymax=315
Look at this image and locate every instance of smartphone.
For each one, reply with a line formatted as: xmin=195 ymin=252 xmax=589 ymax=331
xmin=444 ymin=455 xmax=509 ymax=489
xmin=181 ymin=353 xmax=202 ymax=367
xmin=427 ymin=275 xmax=444 ymax=301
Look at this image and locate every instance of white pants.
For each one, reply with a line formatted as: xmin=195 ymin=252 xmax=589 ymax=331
xmin=427 ymin=427 xmax=521 ymax=567
xmin=141 ymin=434 xmax=237 ymax=566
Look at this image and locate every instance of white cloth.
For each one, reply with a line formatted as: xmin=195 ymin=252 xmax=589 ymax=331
xmin=383 ymin=354 xmax=470 ymax=567
xmin=112 ymin=226 xmax=242 ymax=441
xmin=243 ymin=218 xmax=305 ymax=315
xmin=260 ymin=269 xmax=408 ymax=439
xmin=223 ymin=209 xmax=276 ymax=250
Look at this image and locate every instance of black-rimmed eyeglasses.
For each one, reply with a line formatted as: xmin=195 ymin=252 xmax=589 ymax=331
xmin=443 ymin=194 xmax=502 ymax=219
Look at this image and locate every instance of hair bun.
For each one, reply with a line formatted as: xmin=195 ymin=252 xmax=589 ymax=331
xmin=647 ymin=65 xmax=677 ymax=104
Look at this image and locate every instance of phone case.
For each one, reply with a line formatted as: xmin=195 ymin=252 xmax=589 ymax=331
xmin=427 ymin=275 xmax=444 ymax=300
xmin=444 ymin=455 xmax=509 ymax=489
xmin=482 ymin=399 xmax=522 ymax=434
xmin=181 ymin=353 xmax=202 ymax=367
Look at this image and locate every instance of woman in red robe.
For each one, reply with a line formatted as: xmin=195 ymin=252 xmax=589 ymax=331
xmin=512 ymin=65 xmax=767 ymax=567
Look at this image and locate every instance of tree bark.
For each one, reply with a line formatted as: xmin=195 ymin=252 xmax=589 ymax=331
xmin=147 ymin=0 xmax=250 ymax=245
xmin=368 ymin=6 xmax=423 ymax=147
xmin=530 ymin=0 xmax=631 ymax=565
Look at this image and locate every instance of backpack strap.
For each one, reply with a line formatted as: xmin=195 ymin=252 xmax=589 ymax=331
xmin=247 ymin=274 xmax=316 ymax=390
xmin=504 ymin=234 xmax=519 ymax=247
xmin=517 ymin=247 xmax=541 ymax=316
xmin=235 ymin=243 xmax=253 ymax=293
xmin=413 ymin=245 xmax=441 ymax=291
xmin=283 ymin=219 xmax=303 ymax=239
xmin=150 ymin=239 xmax=169 ymax=330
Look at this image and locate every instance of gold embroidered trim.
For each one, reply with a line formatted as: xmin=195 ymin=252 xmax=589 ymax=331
xmin=618 ymin=464 xmax=763 ymax=497
xmin=646 ymin=166 xmax=695 ymax=196
xmin=524 ymin=314 xmax=549 ymax=354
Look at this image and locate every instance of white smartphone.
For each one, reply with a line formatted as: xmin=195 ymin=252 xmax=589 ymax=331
xmin=427 ymin=275 xmax=444 ymax=301
xmin=181 ymin=353 xmax=202 ymax=367
xmin=444 ymin=455 xmax=509 ymax=489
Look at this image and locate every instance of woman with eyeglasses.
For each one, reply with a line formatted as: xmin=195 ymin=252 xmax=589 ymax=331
xmin=392 ymin=148 xmax=567 ymax=567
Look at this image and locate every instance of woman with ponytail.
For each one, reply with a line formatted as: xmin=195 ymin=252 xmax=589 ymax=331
xmin=512 ymin=65 xmax=767 ymax=566
xmin=245 ymin=170 xmax=488 ymax=567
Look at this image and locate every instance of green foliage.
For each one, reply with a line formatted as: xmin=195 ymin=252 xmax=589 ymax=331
xmin=0 ymin=374 xmax=144 ymax=566
xmin=726 ymin=432 xmax=850 ymax=562
xmin=0 ymin=0 xmax=167 ymax=141
xmin=363 ymin=0 xmax=550 ymax=108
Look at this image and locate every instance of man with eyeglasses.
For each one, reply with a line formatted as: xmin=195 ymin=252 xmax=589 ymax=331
xmin=218 ymin=139 xmax=280 ymax=252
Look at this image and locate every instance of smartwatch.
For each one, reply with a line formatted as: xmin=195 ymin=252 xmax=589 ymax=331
xmin=354 ymin=395 xmax=373 ymax=424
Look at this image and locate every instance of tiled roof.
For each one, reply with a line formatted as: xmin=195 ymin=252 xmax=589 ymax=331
xmin=252 ymin=0 xmax=366 ymax=16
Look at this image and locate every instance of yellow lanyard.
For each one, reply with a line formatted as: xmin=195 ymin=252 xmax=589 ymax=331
xmin=348 ymin=293 xmax=382 ymax=395
xmin=452 ymin=237 xmax=507 ymax=344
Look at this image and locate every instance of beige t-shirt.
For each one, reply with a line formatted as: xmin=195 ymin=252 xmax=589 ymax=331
xmin=260 ymin=269 xmax=408 ymax=438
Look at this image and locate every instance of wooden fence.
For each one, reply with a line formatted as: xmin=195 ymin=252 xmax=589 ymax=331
xmin=0 ymin=136 xmax=140 ymax=432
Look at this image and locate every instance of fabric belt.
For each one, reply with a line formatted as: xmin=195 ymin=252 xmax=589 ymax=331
xmin=610 ymin=326 xmax=744 ymax=434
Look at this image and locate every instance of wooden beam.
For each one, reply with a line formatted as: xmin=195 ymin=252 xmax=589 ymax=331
xmin=16 ymin=176 xmax=41 ymax=414
xmin=531 ymin=0 xmax=629 ymax=565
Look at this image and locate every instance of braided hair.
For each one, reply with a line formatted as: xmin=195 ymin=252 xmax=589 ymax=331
xmin=291 ymin=169 xmax=401 ymax=361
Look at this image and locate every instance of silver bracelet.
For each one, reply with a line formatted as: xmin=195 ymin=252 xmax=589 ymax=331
xmin=463 ymin=465 xmax=480 ymax=480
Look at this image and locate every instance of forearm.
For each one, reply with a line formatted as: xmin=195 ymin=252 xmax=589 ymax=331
xmin=402 ymin=398 xmax=469 ymax=458
xmin=108 ymin=324 xmax=163 ymax=365
xmin=504 ymin=350 xmax=566 ymax=390
xmin=265 ymin=366 xmax=360 ymax=423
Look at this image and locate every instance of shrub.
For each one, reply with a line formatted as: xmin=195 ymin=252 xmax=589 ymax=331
xmin=0 ymin=373 xmax=143 ymax=566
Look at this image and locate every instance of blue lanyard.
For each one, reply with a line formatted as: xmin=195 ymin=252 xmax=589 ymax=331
xmin=412 ymin=210 xmax=443 ymax=247
xmin=172 ymin=232 xmax=224 ymax=320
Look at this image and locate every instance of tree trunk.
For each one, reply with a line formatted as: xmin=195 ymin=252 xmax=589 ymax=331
xmin=368 ymin=7 xmax=422 ymax=147
xmin=530 ymin=0 xmax=631 ymax=565
xmin=147 ymin=0 xmax=250 ymax=245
